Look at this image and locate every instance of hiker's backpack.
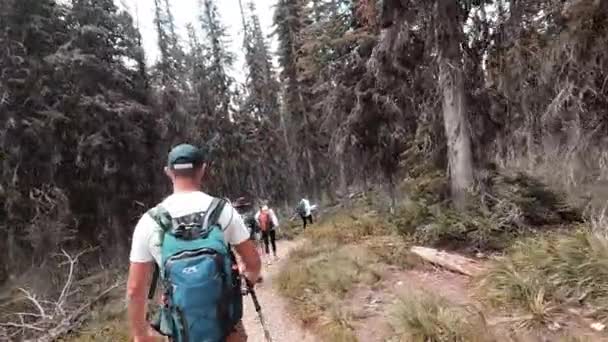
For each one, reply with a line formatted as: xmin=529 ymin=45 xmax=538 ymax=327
xmin=258 ymin=211 xmax=271 ymax=232
xmin=243 ymin=214 xmax=259 ymax=240
xmin=147 ymin=198 xmax=243 ymax=342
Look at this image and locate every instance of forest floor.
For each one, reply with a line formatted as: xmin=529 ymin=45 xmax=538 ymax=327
xmin=240 ymin=240 xmax=317 ymax=342
xmin=5 ymin=177 xmax=608 ymax=342
xmin=52 ymin=239 xmax=314 ymax=342
xmin=273 ymin=189 xmax=608 ymax=342
xmin=12 ymin=232 xmax=608 ymax=342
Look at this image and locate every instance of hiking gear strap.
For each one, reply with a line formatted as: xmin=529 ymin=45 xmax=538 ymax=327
xmin=146 ymin=205 xmax=171 ymax=300
xmin=205 ymin=197 xmax=225 ymax=229
xmin=148 ymin=264 xmax=160 ymax=300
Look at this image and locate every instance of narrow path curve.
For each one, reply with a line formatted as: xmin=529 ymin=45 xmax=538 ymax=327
xmin=241 ymin=240 xmax=317 ymax=342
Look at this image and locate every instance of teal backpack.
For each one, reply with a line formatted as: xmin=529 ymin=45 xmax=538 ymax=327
xmin=147 ymin=198 xmax=243 ymax=342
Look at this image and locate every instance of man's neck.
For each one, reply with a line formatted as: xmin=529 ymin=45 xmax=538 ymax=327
xmin=172 ymin=181 xmax=200 ymax=194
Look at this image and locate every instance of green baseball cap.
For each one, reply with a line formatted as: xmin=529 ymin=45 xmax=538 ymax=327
xmin=167 ymin=144 xmax=205 ymax=170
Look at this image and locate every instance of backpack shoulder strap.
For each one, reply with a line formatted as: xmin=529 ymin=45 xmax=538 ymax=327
xmin=145 ymin=205 xmax=172 ymax=301
xmin=147 ymin=205 xmax=173 ymax=234
xmin=205 ymin=197 xmax=227 ymax=229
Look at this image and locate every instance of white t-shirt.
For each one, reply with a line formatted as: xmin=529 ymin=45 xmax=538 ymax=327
xmin=300 ymin=199 xmax=311 ymax=216
xmin=129 ymin=191 xmax=250 ymax=265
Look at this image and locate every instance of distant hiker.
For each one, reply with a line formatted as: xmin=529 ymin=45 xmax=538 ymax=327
xmin=127 ymin=144 xmax=261 ymax=342
xmin=233 ymin=197 xmax=259 ymax=239
xmin=296 ymin=198 xmax=313 ymax=229
xmin=233 ymin=197 xmax=263 ymax=254
xmin=255 ymin=205 xmax=279 ymax=260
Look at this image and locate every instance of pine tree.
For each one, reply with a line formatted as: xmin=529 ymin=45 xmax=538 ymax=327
xmin=199 ymin=0 xmax=234 ymax=117
xmin=152 ymin=0 xmax=186 ymax=89
xmin=0 ymin=0 xmax=162 ymax=277
xmin=153 ymin=0 xmax=171 ymax=86
xmin=273 ymin=0 xmax=306 ymax=122
xmin=0 ymin=0 xmax=70 ymax=280
xmin=242 ymin=2 xmax=280 ymax=120
xmin=274 ymin=0 xmax=324 ymax=198
xmin=56 ymin=0 xmax=159 ymax=253
xmin=116 ymin=10 xmax=149 ymax=100
xmin=185 ymin=23 xmax=213 ymax=116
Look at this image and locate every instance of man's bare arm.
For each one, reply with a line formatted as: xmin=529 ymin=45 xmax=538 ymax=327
xmin=234 ymin=240 xmax=261 ymax=283
xmin=127 ymin=261 xmax=153 ymax=338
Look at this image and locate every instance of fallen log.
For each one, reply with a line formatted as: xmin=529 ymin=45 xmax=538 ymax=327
xmin=410 ymin=246 xmax=484 ymax=276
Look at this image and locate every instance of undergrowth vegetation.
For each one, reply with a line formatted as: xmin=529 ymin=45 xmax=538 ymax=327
xmin=277 ymin=217 xmax=304 ymax=240
xmin=393 ymin=168 xmax=582 ymax=252
xmin=390 ymin=290 xmax=494 ymax=342
xmin=276 ymin=206 xmax=415 ymax=341
xmin=476 ymin=230 xmax=608 ymax=326
xmin=278 ymin=169 xmax=605 ymax=341
xmin=59 ymin=319 xmax=129 ymax=342
xmin=277 ymin=243 xmax=381 ymax=341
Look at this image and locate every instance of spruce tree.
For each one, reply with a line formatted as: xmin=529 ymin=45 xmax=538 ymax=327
xmin=152 ymin=0 xmax=186 ymax=89
xmin=242 ymin=2 xmax=280 ymax=120
xmin=199 ymin=0 xmax=234 ymax=117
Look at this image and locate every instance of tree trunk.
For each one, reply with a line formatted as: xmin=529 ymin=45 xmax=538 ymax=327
xmin=305 ymin=148 xmax=319 ymax=199
xmin=523 ymin=96 xmax=541 ymax=168
xmin=279 ymin=104 xmax=298 ymax=201
xmin=388 ymin=173 xmax=396 ymax=215
xmin=7 ymin=226 xmax=15 ymax=275
xmin=436 ymin=0 xmax=474 ymax=209
xmin=339 ymin=159 xmax=347 ymax=195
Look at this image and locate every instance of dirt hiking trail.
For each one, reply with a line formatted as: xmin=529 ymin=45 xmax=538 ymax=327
xmin=241 ymin=240 xmax=317 ymax=342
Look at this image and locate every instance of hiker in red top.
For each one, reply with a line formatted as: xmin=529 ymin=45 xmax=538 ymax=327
xmin=255 ymin=205 xmax=279 ymax=262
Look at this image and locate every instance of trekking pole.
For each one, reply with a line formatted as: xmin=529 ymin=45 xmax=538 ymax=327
xmin=246 ymin=280 xmax=273 ymax=342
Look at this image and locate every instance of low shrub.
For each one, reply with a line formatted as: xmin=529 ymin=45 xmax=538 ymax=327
xmin=303 ymin=211 xmax=393 ymax=245
xmin=392 ymin=169 xmax=583 ymax=252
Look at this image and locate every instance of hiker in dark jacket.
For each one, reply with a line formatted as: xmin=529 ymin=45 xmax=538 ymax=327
xmin=233 ymin=197 xmax=263 ymax=254
xmin=233 ymin=197 xmax=258 ymax=239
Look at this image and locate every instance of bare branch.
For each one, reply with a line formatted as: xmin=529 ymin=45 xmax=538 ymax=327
xmin=0 ymin=322 xmax=46 ymax=332
xmin=24 ymin=281 xmax=123 ymax=342
xmin=55 ymin=247 xmax=97 ymax=314
xmin=17 ymin=288 xmax=49 ymax=320
xmin=3 ymin=247 xmax=109 ymax=341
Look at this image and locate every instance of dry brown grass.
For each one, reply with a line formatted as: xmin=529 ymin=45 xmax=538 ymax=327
xmin=59 ymin=318 xmax=130 ymax=342
xmin=57 ymin=287 xmax=130 ymax=342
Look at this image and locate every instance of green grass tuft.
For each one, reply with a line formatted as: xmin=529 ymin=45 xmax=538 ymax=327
xmin=390 ymin=290 xmax=495 ymax=342
xmin=476 ymin=229 xmax=608 ymax=325
xmin=276 ymin=241 xmax=383 ymax=340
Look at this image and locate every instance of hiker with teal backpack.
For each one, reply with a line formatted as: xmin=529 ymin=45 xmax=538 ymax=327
xmin=127 ymin=144 xmax=262 ymax=342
